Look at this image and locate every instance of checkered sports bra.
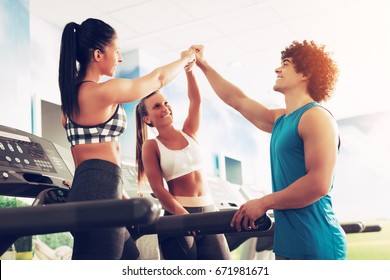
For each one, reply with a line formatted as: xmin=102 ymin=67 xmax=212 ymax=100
xmin=154 ymin=130 xmax=203 ymax=182
xmin=65 ymin=103 xmax=127 ymax=146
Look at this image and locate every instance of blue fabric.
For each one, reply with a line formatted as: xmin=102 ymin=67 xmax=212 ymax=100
xmin=270 ymin=102 xmax=346 ymax=259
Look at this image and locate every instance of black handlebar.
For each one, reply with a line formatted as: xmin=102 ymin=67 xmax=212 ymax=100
xmin=129 ymin=210 xmax=273 ymax=240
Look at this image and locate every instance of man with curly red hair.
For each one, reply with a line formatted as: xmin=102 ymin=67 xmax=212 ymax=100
xmin=191 ymin=40 xmax=346 ymax=260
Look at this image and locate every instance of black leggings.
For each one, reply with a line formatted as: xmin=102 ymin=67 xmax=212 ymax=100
xmin=66 ymin=159 xmax=139 ymax=260
xmin=158 ymin=205 xmax=231 ymax=260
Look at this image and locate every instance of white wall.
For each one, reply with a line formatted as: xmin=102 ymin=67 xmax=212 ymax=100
xmin=0 ymin=0 xmax=31 ymax=132
xmin=30 ymin=14 xmax=62 ymax=137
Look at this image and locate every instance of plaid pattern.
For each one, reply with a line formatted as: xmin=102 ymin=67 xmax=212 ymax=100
xmin=65 ymin=104 xmax=127 ymax=146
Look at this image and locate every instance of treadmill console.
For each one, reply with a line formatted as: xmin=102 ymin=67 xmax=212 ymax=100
xmin=0 ymin=125 xmax=72 ymax=197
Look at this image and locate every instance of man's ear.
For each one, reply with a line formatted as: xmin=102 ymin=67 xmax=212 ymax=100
xmin=301 ymin=72 xmax=312 ymax=81
xmin=93 ymin=49 xmax=102 ymax=62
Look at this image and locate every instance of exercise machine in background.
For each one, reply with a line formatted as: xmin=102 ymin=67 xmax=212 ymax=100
xmin=0 ymin=125 xmax=160 ymax=258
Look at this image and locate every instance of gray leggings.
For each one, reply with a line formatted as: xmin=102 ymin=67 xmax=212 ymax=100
xmin=159 ymin=205 xmax=231 ymax=260
xmin=67 ymin=159 xmax=139 ymax=260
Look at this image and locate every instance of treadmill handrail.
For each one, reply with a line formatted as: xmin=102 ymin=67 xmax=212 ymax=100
xmin=129 ymin=210 xmax=273 ymax=240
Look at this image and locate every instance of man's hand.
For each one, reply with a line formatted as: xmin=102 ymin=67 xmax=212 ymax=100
xmin=231 ymin=198 xmax=266 ymax=232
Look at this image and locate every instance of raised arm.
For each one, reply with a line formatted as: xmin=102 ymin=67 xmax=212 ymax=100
xmin=191 ymin=45 xmax=284 ymax=133
xmin=91 ymin=50 xmax=195 ymax=106
xmin=182 ymin=62 xmax=201 ymax=139
xmin=142 ymin=140 xmax=189 ymax=215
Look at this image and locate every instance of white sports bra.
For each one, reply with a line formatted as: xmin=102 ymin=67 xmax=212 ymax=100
xmin=154 ymin=131 xmax=203 ymax=182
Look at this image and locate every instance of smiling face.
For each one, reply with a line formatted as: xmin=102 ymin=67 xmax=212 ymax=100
xmin=143 ymin=92 xmax=173 ymax=128
xmin=273 ymin=58 xmax=306 ymax=94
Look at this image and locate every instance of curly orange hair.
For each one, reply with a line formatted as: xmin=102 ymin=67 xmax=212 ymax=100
xmin=281 ymin=40 xmax=339 ymax=102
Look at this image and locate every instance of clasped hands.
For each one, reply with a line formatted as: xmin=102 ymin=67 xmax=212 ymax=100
xmin=181 ymin=45 xmax=205 ymax=72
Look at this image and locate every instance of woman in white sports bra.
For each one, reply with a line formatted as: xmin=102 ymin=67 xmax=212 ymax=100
xmin=58 ymin=18 xmax=195 ymax=260
xmin=135 ymin=62 xmax=231 ymax=260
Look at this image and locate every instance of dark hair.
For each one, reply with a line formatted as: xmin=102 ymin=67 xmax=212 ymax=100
xmin=58 ymin=18 xmax=116 ymax=118
xmin=135 ymin=91 xmax=159 ymax=185
xmin=281 ymin=40 xmax=339 ymax=102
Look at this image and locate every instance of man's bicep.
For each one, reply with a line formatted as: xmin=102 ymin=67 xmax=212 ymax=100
xmin=237 ymin=97 xmax=282 ymax=133
xmin=301 ymin=110 xmax=338 ymax=181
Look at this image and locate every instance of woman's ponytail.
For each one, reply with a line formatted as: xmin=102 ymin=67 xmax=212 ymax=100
xmin=135 ymin=103 xmax=148 ymax=186
xmin=58 ymin=18 xmax=116 ymax=118
xmin=59 ymin=22 xmax=79 ymax=118
xmin=135 ymin=91 xmax=158 ymax=186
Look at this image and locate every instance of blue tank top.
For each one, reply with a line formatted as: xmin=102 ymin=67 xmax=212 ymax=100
xmin=270 ymin=102 xmax=346 ymax=259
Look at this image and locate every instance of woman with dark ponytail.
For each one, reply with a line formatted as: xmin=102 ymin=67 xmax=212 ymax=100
xmin=58 ymin=18 xmax=195 ymax=260
xmin=135 ymin=63 xmax=231 ymax=260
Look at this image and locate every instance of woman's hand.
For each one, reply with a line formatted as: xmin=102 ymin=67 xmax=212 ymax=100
xmin=184 ymin=60 xmax=195 ymax=72
xmin=181 ymin=49 xmax=196 ymax=64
